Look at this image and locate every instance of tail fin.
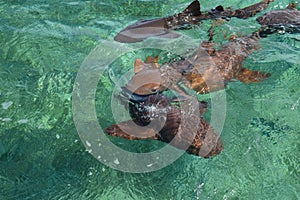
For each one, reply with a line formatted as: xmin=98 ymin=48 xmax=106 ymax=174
xmin=183 ymin=0 xmax=201 ymax=16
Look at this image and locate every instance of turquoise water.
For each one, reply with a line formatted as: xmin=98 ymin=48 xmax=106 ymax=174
xmin=0 ymin=0 xmax=299 ymax=199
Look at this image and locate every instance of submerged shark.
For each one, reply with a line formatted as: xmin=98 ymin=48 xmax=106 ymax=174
xmin=123 ymin=32 xmax=271 ymax=97
xmin=105 ymin=32 xmax=270 ymax=158
xmin=104 ymin=1 xmax=300 ymax=158
xmin=257 ymin=2 xmax=300 ymax=36
xmin=105 ymin=94 xmax=223 ymax=158
xmin=105 ymin=32 xmax=274 ymax=158
xmin=114 ymin=0 xmax=274 ymax=43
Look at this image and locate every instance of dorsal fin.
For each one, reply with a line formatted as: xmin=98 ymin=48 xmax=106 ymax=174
xmin=183 ymin=0 xmax=201 ymax=16
xmin=134 ymin=59 xmax=145 ymax=73
xmin=215 ymin=5 xmax=224 ymax=12
xmin=286 ymin=2 xmax=296 ymax=10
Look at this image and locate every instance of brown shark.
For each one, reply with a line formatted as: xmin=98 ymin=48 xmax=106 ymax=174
xmin=105 ymin=94 xmax=223 ymax=158
xmin=257 ymin=2 xmax=300 ymax=36
xmin=124 ymin=32 xmax=271 ymax=97
xmin=114 ymin=0 xmax=274 ymax=43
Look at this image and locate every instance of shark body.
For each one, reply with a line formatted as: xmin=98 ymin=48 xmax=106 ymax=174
xmin=124 ymin=32 xmax=271 ymax=97
xmin=106 ymin=94 xmax=223 ymax=158
xmin=257 ymin=3 xmax=300 ymax=36
xmin=114 ymin=0 xmax=274 ymax=43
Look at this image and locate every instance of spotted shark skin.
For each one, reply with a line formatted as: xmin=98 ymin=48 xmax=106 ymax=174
xmin=114 ymin=0 xmax=274 ymax=43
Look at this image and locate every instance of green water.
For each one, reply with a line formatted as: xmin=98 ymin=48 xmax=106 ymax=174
xmin=0 ymin=0 xmax=299 ymax=199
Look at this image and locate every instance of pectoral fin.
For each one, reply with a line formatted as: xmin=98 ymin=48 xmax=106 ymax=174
xmin=236 ymin=68 xmax=271 ymax=84
xmin=105 ymin=121 xmax=158 ymax=140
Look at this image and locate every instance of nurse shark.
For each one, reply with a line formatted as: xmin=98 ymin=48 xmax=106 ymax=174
xmin=106 ymin=94 xmax=224 ymax=158
xmin=105 ymin=32 xmax=270 ymax=158
xmin=257 ymin=2 xmax=300 ymax=36
xmin=104 ymin=1 xmax=300 ymax=158
xmin=123 ymin=32 xmax=271 ymax=97
xmin=114 ymin=0 xmax=274 ymax=43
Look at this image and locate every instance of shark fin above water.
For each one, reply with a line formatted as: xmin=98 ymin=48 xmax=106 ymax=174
xmin=182 ymin=0 xmax=201 ymax=16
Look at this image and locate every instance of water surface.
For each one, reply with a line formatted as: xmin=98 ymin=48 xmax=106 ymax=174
xmin=0 ymin=0 xmax=299 ymax=199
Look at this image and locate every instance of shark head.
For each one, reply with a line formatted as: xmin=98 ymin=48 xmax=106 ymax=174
xmin=125 ymin=56 xmax=167 ymax=95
